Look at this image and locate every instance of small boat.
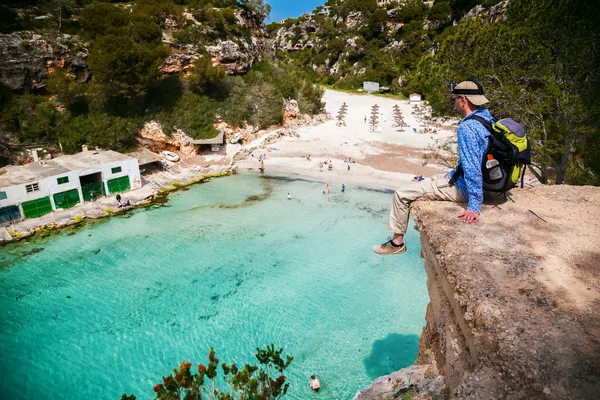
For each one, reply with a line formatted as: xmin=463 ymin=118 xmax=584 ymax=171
xmin=161 ymin=150 xmax=180 ymax=162
xmin=230 ymin=132 xmax=242 ymax=144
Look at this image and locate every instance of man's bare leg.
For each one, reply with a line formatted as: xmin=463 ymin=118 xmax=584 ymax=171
xmin=391 ymin=233 xmax=404 ymax=245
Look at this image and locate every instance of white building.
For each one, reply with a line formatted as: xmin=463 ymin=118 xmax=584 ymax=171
xmin=363 ymin=81 xmax=380 ymax=92
xmin=409 ymin=93 xmax=423 ymax=103
xmin=0 ymin=150 xmax=141 ymax=224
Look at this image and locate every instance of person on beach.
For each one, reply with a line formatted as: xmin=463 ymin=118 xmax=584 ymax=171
xmin=342 ymin=184 xmax=346 ymax=193
xmin=348 ymin=164 xmax=350 ymax=171
xmin=373 ymin=79 xmax=492 ymax=255
xmin=287 ymin=193 xmax=291 ymax=200
xmin=310 ymin=376 xmax=321 ymax=392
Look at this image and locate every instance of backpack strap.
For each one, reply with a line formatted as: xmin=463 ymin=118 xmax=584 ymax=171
xmin=464 ymin=114 xmax=495 ymax=135
xmin=520 ymin=164 xmax=526 ymax=188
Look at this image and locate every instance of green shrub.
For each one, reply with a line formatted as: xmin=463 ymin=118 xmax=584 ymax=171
xmin=121 ymin=346 xmax=292 ymax=400
xmin=58 ymin=114 xmax=139 ymax=154
xmin=156 ymin=92 xmax=219 ymax=140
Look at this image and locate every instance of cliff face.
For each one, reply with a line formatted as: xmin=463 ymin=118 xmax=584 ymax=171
xmin=0 ymin=8 xmax=273 ymax=92
xmin=0 ymin=32 xmax=89 ymax=90
xmin=356 ymin=185 xmax=600 ymax=399
xmin=161 ymin=10 xmax=274 ymax=76
xmin=271 ymin=1 xmax=508 ymax=78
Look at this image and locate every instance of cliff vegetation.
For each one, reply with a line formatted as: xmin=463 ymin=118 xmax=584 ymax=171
xmin=269 ymin=0 xmax=600 ymax=186
xmin=0 ymin=0 xmax=323 ymax=165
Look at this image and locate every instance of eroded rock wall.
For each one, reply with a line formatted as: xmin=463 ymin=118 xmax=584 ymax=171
xmin=357 ymin=185 xmax=600 ymax=399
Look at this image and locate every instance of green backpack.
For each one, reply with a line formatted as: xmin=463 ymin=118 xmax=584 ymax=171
xmin=467 ymin=115 xmax=532 ymax=192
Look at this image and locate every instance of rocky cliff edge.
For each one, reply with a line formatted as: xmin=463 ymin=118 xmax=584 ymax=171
xmin=356 ymin=185 xmax=600 ymax=399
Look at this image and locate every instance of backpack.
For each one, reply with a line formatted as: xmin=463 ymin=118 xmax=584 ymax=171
xmin=453 ymin=115 xmax=532 ymax=193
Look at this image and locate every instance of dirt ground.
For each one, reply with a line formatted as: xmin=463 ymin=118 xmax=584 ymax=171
xmin=411 ymin=184 xmax=600 ymax=399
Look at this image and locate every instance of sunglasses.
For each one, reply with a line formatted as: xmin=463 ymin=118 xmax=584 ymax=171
xmin=450 ymin=96 xmax=463 ymax=105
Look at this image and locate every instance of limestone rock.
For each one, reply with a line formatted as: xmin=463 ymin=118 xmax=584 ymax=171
xmin=330 ymin=59 xmax=342 ymax=75
xmin=205 ymin=40 xmax=250 ymax=74
xmin=138 ymin=121 xmax=196 ymax=158
xmin=462 ymin=0 xmax=508 ymax=23
xmin=283 ymin=99 xmax=300 ymax=124
xmin=346 ymin=11 xmax=364 ymax=29
xmin=274 ymin=18 xmax=319 ymax=52
xmin=0 ymin=32 xmax=89 ymax=91
xmin=214 ymin=121 xmax=257 ymax=143
xmin=346 ymin=36 xmax=360 ymax=47
xmin=353 ymin=364 xmax=445 ymax=400
xmin=159 ymin=50 xmax=201 ymax=74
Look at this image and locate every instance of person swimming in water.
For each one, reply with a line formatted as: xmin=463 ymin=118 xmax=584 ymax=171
xmin=310 ymin=375 xmax=320 ymax=392
xmin=342 ymin=184 xmax=346 ymax=193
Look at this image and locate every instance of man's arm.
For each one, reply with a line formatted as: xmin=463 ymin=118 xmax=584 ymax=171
xmin=456 ymin=122 xmax=485 ymax=214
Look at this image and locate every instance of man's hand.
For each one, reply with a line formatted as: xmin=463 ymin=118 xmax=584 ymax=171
xmin=458 ymin=210 xmax=479 ymax=224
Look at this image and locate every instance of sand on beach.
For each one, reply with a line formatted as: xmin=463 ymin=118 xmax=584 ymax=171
xmin=235 ymin=89 xmax=458 ymax=190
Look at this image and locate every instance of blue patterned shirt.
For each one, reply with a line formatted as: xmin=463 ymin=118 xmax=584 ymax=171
xmin=449 ymin=108 xmax=492 ymax=213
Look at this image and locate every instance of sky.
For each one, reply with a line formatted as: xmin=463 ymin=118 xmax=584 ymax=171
xmin=266 ymin=0 xmax=326 ymax=22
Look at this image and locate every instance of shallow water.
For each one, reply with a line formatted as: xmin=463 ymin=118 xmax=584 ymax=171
xmin=0 ymin=174 xmax=428 ymax=400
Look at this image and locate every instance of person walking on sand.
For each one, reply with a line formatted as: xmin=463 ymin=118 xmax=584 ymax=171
xmin=310 ymin=375 xmax=321 ymax=392
xmin=373 ymin=78 xmax=492 ymax=255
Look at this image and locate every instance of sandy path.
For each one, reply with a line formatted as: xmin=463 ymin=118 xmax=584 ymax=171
xmin=235 ymin=89 xmax=457 ymax=190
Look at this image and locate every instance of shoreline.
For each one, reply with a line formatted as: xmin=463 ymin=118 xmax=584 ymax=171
xmin=1 ymin=89 xmax=455 ymax=243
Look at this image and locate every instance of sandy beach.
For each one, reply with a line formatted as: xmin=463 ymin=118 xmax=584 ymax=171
xmin=236 ymin=89 xmax=457 ymax=190
xmin=1 ymin=89 xmax=458 ymax=242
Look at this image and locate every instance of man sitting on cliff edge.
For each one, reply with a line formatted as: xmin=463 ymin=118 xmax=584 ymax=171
xmin=373 ymin=79 xmax=492 ymax=255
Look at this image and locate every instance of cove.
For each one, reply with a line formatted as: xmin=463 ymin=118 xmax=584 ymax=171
xmin=0 ymin=173 xmax=428 ymax=400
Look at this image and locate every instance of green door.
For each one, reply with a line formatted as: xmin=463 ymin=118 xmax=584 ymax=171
xmin=53 ymin=189 xmax=81 ymax=209
xmin=107 ymin=176 xmax=130 ymax=194
xmin=22 ymin=197 xmax=53 ymax=219
xmin=81 ymin=182 xmax=106 ymax=201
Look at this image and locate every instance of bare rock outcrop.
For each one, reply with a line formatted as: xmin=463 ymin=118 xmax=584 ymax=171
xmin=461 ymin=0 xmax=508 ymax=23
xmin=160 ymin=9 xmax=273 ymax=75
xmin=0 ymin=32 xmax=89 ymax=91
xmin=274 ymin=17 xmax=320 ymax=52
xmin=357 ymin=185 xmax=600 ymax=399
xmin=346 ymin=11 xmax=364 ymax=29
xmin=205 ymin=40 xmax=256 ymax=74
xmin=138 ymin=121 xmax=196 ymax=158
xmin=214 ymin=120 xmax=257 ymax=143
xmin=282 ymin=99 xmax=300 ymax=123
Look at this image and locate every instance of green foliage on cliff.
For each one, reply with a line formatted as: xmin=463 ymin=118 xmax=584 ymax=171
xmin=81 ymin=2 xmax=169 ymax=102
xmin=271 ymin=0 xmax=600 ymax=185
xmin=0 ymin=0 xmax=324 ymax=160
xmin=418 ymin=0 xmax=600 ymax=185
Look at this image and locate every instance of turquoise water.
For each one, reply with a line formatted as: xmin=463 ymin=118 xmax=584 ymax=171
xmin=0 ymin=173 xmax=428 ymax=400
